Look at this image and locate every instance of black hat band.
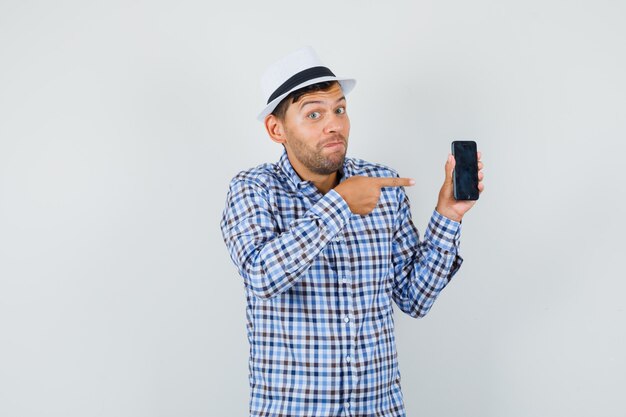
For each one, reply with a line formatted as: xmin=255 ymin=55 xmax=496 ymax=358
xmin=267 ymin=66 xmax=335 ymax=104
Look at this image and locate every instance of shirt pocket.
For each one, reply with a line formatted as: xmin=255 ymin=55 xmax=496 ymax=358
xmin=345 ymin=210 xmax=394 ymax=283
xmin=347 ymin=205 xmax=393 ymax=247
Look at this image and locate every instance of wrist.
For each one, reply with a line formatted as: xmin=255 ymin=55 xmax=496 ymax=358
xmin=435 ymin=206 xmax=462 ymax=223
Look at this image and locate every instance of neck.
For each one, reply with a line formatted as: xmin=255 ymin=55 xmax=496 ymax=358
xmin=287 ymin=153 xmax=341 ymax=195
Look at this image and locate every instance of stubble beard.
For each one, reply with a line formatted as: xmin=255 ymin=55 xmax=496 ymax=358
xmin=289 ymin=135 xmax=347 ymax=175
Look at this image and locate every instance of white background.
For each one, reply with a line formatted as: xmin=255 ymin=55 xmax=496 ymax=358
xmin=1 ymin=1 xmax=625 ymax=416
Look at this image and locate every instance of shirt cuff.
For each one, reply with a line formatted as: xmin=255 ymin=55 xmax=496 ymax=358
xmin=424 ymin=208 xmax=462 ymax=253
xmin=307 ymin=188 xmax=352 ymax=237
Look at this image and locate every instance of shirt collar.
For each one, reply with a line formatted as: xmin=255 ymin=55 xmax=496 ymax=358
xmin=277 ymin=147 xmax=353 ymax=191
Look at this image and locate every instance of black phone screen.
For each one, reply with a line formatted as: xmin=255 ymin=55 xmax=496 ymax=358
xmin=452 ymin=141 xmax=479 ymax=200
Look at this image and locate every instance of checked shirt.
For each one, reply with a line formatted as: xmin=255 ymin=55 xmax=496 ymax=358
xmin=220 ymin=148 xmax=464 ymax=417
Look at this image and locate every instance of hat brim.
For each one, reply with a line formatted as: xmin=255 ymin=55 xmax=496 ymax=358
xmin=257 ymin=76 xmax=356 ymax=121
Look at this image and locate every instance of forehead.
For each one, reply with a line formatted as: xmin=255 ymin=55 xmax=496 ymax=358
xmin=295 ymin=83 xmax=345 ymax=109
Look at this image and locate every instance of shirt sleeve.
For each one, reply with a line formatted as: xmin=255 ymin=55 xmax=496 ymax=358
xmin=220 ymin=178 xmax=352 ymax=300
xmin=390 ymin=185 xmax=464 ymax=318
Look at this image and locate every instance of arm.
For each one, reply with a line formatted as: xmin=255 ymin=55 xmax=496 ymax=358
xmin=390 ymin=185 xmax=464 ymax=318
xmin=220 ymin=178 xmax=352 ymax=299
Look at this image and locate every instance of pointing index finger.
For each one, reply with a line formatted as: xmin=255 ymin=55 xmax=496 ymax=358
xmin=375 ymin=177 xmax=416 ymax=188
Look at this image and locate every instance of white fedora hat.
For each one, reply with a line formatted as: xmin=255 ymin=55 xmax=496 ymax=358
xmin=257 ymin=46 xmax=356 ymax=121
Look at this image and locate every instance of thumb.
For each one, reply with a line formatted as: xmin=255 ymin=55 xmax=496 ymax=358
xmin=445 ymin=154 xmax=455 ymax=184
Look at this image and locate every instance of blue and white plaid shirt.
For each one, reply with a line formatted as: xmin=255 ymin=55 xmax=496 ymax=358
xmin=220 ymin=148 xmax=464 ymax=417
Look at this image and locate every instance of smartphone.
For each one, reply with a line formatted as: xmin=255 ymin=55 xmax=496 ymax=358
xmin=451 ymin=140 xmax=479 ymax=200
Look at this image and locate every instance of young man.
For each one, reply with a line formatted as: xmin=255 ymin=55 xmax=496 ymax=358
xmin=220 ymin=46 xmax=484 ymax=417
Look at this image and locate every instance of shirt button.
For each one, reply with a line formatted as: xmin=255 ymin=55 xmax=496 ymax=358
xmin=344 ymin=316 xmax=350 ymax=323
xmin=346 ymin=355 xmax=351 ymax=363
xmin=345 ymin=402 xmax=351 ymax=409
xmin=341 ymin=276 xmax=348 ymax=284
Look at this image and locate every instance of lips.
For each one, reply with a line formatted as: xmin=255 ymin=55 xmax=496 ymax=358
xmin=323 ymin=141 xmax=344 ymax=148
xmin=324 ymin=141 xmax=345 ymax=148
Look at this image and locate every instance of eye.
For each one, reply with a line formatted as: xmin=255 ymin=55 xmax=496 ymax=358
xmin=335 ymin=107 xmax=346 ymax=114
xmin=307 ymin=111 xmax=321 ymax=120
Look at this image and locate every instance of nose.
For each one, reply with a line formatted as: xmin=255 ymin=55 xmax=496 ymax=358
xmin=324 ymin=111 xmax=348 ymax=135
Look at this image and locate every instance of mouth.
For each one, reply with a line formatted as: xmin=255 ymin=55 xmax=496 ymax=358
xmin=323 ymin=141 xmax=345 ymax=150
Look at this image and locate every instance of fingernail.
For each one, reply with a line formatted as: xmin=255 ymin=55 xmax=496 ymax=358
xmin=409 ymin=179 xmax=415 ymax=185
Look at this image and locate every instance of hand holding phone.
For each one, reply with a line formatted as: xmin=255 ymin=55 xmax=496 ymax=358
xmin=451 ymin=140 xmax=479 ymax=200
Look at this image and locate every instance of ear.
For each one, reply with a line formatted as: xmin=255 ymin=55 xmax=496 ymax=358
xmin=264 ymin=114 xmax=287 ymax=146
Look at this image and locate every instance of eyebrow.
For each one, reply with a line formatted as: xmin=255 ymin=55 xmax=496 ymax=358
xmin=299 ymin=95 xmax=346 ymax=110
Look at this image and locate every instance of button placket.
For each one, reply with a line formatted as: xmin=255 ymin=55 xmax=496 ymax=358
xmin=344 ymin=269 xmax=356 ymax=416
xmin=334 ymin=234 xmax=355 ymax=416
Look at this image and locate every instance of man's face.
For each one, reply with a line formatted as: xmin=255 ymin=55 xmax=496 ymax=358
xmin=281 ymin=82 xmax=350 ymax=175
